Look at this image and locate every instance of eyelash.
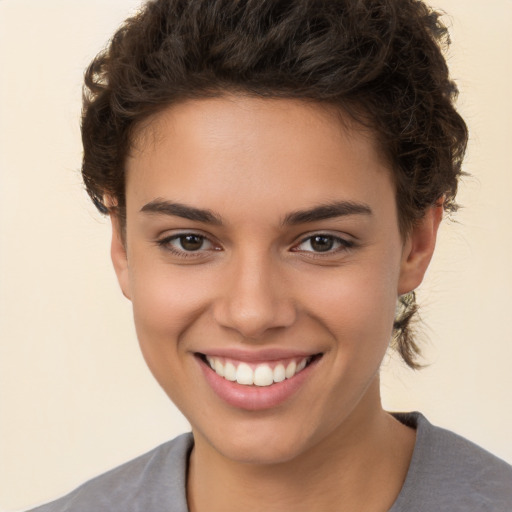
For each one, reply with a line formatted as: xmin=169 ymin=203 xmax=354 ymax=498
xmin=292 ymin=234 xmax=354 ymax=256
xmin=156 ymin=233 xmax=218 ymax=258
xmin=156 ymin=232 xmax=354 ymax=259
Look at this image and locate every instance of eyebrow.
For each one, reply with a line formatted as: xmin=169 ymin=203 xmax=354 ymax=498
xmin=141 ymin=199 xmax=223 ymax=225
xmin=282 ymin=201 xmax=373 ymax=225
xmin=140 ymin=199 xmax=372 ymax=226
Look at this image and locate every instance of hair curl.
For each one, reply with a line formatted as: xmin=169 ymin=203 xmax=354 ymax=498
xmin=81 ymin=0 xmax=468 ymax=368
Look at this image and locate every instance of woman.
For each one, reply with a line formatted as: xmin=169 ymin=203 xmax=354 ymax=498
xmin=27 ymin=0 xmax=512 ymax=510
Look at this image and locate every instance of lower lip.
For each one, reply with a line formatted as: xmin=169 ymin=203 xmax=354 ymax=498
xmin=197 ymin=356 xmax=320 ymax=411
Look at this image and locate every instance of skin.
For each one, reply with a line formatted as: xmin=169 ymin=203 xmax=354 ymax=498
xmin=111 ymin=96 xmax=442 ymax=511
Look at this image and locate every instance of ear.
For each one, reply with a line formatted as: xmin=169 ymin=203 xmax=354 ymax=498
xmin=398 ymin=204 xmax=443 ymax=295
xmin=110 ymin=214 xmax=132 ymax=301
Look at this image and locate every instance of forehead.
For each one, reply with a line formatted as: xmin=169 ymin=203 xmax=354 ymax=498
xmin=125 ymin=95 xmax=395 ymax=221
xmin=131 ymin=95 xmax=378 ymax=161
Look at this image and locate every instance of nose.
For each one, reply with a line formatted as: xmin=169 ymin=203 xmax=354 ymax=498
xmin=212 ymin=251 xmax=297 ymax=340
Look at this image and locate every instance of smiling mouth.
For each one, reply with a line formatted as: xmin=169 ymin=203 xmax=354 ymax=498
xmin=197 ymin=353 xmax=322 ymax=387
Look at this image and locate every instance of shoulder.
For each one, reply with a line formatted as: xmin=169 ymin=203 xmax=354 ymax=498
xmin=26 ymin=432 xmax=193 ymax=512
xmin=391 ymin=412 xmax=512 ymax=512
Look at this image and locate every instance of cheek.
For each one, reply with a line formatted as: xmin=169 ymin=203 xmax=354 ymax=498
xmin=302 ymin=259 xmax=399 ymax=353
xmin=129 ymin=258 xmax=208 ymax=333
xmin=127 ymin=262 xmax=212 ymax=380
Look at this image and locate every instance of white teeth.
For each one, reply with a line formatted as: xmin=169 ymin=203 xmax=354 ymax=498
xmin=273 ymin=364 xmax=286 ymax=383
xmin=285 ymin=361 xmax=297 ymax=379
xmin=224 ymin=361 xmax=237 ymax=381
xmin=254 ymin=365 xmax=274 ymax=386
xmin=296 ymin=358 xmax=307 ymax=372
xmin=205 ymin=355 xmax=312 ymax=386
xmin=236 ymin=363 xmax=254 ymax=385
xmin=214 ymin=359 xmax=224 ymax=377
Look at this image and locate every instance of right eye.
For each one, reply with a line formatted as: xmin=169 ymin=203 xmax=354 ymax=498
xmin=171 ymin=234 xmax=209 ymax=251
xmin=157 ymin=232 xmax=218 ymax=258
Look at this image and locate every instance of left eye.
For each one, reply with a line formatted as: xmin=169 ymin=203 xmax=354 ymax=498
xmin=294 ymin=234 xmax=351 ymax=253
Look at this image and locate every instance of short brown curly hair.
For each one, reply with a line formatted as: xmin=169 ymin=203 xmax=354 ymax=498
xmin=81 ymin=0 xmax=468 ymax=369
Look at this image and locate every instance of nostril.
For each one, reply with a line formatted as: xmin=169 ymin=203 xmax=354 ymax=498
xmin=212 ymin=297 xmax=297 ymax=339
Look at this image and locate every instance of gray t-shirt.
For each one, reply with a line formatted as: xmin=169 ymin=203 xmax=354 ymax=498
xmin=28 ymin=412 xmax=512 ymax=511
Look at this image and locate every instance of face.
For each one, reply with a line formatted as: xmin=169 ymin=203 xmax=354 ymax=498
xmin=112 ymin=96 xmax=439 ymax=465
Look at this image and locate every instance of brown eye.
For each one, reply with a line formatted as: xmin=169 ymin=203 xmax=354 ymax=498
xmin=157 ymin=232 xmax=219 ymax=259
xmin=293 ymin=233 xmax=353 ymax=254
xmin=179 ymin=234 xmax=205 ymax=251
xmin=310 ymin=235 xmax=334 ymax=252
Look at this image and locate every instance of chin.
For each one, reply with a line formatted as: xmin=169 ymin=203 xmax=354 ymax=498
xmin=211 ymin=436 xmax=308 ymax=466
xmin=193 ymin=413 xmax=329 ymax=466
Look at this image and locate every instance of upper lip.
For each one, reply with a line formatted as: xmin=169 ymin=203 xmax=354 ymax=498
xmin=195 ymin=347 xmax=322 ymax=363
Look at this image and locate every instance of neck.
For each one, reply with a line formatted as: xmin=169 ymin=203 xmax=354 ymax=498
xmin=187 ymin=380 xmax=415 ymax=512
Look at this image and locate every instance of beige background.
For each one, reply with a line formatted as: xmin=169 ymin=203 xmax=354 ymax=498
xmin=0 ymin=0 xmax=511 ymax=510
